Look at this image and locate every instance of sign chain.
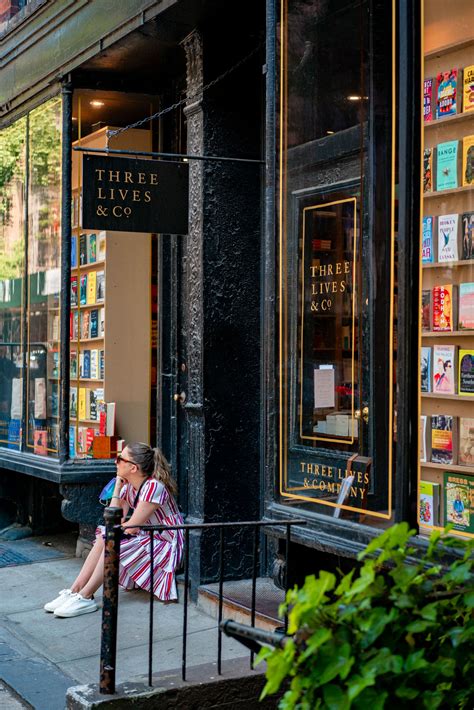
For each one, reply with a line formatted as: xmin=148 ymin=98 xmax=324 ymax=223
xmin=107 ymin=41 xmax=264 ymax=141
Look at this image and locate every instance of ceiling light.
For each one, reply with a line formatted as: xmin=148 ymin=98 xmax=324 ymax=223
xmin=326 ymin=130 xmax=335 ymax=134
xmin=90 ymin=100 xmax=105 ymax=108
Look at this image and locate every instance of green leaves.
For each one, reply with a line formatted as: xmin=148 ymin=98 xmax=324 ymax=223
xmin=260 ymin=524 xmax=474 ymax=710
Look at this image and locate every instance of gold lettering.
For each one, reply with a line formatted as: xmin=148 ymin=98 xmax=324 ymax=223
xmin=336 ymin=262 xmax=342 ymax=274
xmin=327 ymin=264 xmax=333 ymax=275
xmin=97 ymin=187 xmax=106 ymax=200
xmin=118 ymin=189 xmax=129 ymax=200
xmin=332 ymin=281 xmax=338 ymax=293
xmin=132 ymin=190 xmax=141 ymax=202
xmin=364 ymin=472 xmax=370 ymax=485
xmin=124 ymin=172 xmax=133 ymax=184
xmin=344 ymin=261 xmax=350 ymax=274
xmin=138 ymin=173 xmax=146 ymax=184
xmin=95 ymin=169 xmax=105 ymax=181
xmin=109 ymin=188 xmax=115 ymax=200
xmin=340 ymin=280 xmax=346 ymax=293
xmin=150 ymin=173 xmax=158 ymax=185
xmin=144 ymin=191 xmax=151 ymax=203
xmin=109 ymin=170 xmax=120 ymax=182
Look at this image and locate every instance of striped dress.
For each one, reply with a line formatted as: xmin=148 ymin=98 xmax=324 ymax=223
xmin=116 ymin=479 xmax=184 ymax=600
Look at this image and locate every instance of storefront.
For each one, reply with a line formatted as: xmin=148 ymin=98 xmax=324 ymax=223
xmin=0 ymin=0 xmax=472 ymax=579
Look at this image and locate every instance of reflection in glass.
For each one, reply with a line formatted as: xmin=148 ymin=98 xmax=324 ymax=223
xmin=0 ymin=119 xmax=26 ymax=450
xmin=27 ymin=98 xmax=62 ymax=456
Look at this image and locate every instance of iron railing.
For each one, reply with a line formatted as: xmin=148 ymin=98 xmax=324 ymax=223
xmin=99 ymin=509 xmax=306 ymax=694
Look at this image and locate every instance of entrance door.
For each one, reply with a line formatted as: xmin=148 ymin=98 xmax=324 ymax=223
xmin=278 ymin=0 xmax=397 ymax=524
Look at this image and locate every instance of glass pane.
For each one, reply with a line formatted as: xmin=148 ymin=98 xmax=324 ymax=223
xmin=278 ymin=0 xmax=397 ymax=525
xmin=27 ymin=97 xmax=62 ymax=457
xmin=420 ymin=2 xmax=474 ymax=537
xmin=0 ymin=118 xmax=26 ymax=450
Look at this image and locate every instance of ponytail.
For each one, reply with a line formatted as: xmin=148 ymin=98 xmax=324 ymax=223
xmin=126 ymin=442 xmax=178 ymax=497
xmin=153 ymin=447 xmax=178 ymax=497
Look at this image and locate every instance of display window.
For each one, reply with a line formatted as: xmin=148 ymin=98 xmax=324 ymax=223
xmin=70 ymin=90 xmax=158 ymax=459
xmin=419 ymin=1 xmax=474 ymax=537
xmin=277 ymin=0 xmax=399 ymax=525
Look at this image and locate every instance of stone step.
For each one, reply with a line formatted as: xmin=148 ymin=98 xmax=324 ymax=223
xmin=197 ymin=577 xmax=285 ymax=632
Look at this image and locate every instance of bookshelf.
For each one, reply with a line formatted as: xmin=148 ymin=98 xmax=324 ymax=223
xmin=70 ymin=126 xmax=152 ymax=458
xmin=420 ymin=14 xmax=474 ymax=536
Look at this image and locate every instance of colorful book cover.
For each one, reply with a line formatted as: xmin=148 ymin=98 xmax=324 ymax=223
xmin=432 ymin=284 xmax=456 ymax=332
xmin=437 ymin=214 xmax=459 ymax=261
xmin=90 ymin=350 xmax=99 ymax=379
xmin=436 ymin=69 xmax=458 ymax=118
xmin=81 ymin=311 xmax=90 ymax=340
xmin=78 ymin=388 xmax=87 ymax=420
xmin=85 ymin=428 xmax=96 ymax=454
xmin=424 ymin=78 xmax=433 ymax=122
xmin=423 ymin=148 xmax=433 ymax=192
xmin=87 ymin=271 xmax=96 ymax=305
xmin=69 ymin=386 xmax=77 ymax=418
xmin=421 ymin=346 xmax=432 ymax=393
xmin=458 ymin=349 xmax=474 ymax=395
xmin=89 ymin=390 xmax=98 ymax=421
xmin=70 ymin=350 xmax=77 ymax=379
xmin=87 ymin=233 xmax=97 ymax=264
xmin=99 ymin=350 xmax=105 ymax=380
xmin=421 ymin=289 xmax=432 ymax=331
xmin=97 ymin=231 xmax=106 ymax=261
xmin=443 ymin=472 xmax=474 ymax=533
xmin=99 ymin=307 xmax=105 ymax=337
xmin=83 ymin=350 xmax=91 ymax=379
xmin=79 ymin=352 xmax=84 ymax=378
xmin=419 ymin=480 xmax=440 ymax=527
xmin=79 ymin=274 xmax=87 ymax=305
xmin=422 ymin=216 xmax=435 ymax=263
xmin=7 ymin=419 xmax=21 ymax=450
xmin=462 ymin=134 xmax=474 ymax=187
xmin=436 ymin=141 xmax=458 ymax=190
xmin=69 ymin=425 xmax=76 ymax=458
xmin=458 ymin=283 xmax=474 ymax=330
xmin=463 ymin=65 xmax=474 ymax=113
xmin=47 ymin=423 xmax=59 ymax=451
xmin=459 ymin=417 xmax=474 ymax=465
xmin=433 ymin=345 xmax=456 ymax=394
xmin=70 ymin=311 xmax=78 ymax=340
xmin=34 ymin=378 xmax=46 ymax=419
xmin=33 ymin=428 xmax=48 ymax=455
xmin=90 ymin=309 xmax=98 ymax=338
xmin=71 ymin=275 xmax=78 ymax=307
xmin=49 ymin=382 xmax=59 ymax=417
xmin=462 ymin=211 xmax=474 ymax=260
xmin=419 ymin=415 xmax=431 ymax=463
xmin=71 ymin=235 xmax=77 ymax=268
xmin=79 ymin=233 xmax=88 ymax=266
xmin=431 ymin=415 xmax=456 ymax=465
xmin=96 ymin=271 xmax=105 ymax=302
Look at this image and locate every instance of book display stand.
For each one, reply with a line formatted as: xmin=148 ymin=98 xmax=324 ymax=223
xmin=421 ymin=19 xmax=474 ymax=536
xmin=70 ymin=126 xmax=152 ymax=458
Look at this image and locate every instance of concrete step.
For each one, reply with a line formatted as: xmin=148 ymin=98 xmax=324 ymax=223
xmin=197 ymin=577 xmax=285 ymax=632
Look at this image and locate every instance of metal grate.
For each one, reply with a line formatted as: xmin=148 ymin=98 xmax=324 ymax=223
xmin=0 ymin=541 xmax=65 ymax=568
xmin=0 ymin=546 xmax=30 ymax=567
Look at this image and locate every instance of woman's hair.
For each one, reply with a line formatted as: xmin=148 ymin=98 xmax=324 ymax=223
xmin=126 ymin=442 xmax=178 ymax=497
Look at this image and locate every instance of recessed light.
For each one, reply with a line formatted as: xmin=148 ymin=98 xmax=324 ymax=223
xmin=347 ymin=95 xmax=368 ymax=101
xmin=90 ymin=100 xmax=104 ymax=108
xmin=72 ymin=117 xmax=77 ymax=121
xmin=326 ymin=130 xmax=335 ymax=134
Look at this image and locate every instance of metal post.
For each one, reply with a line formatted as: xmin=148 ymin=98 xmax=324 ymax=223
xmin=100 ymin=507 xmax=122 ymax=695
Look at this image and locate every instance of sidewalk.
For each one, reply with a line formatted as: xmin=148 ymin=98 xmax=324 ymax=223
xmin=0 ymin=533 xmax=247 ymax=710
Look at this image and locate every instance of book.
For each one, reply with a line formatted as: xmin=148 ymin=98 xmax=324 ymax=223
xmin=421 ymin=289 xmax=432 ymax=331
xmin=436 ymin=69 xmax=459 ymax=118
xmin=51 ymin=313 xmax=60 ymax=341
xmin=48 ymin=423 xmax=59 ymax=451
xmin=444 ymin=472 xmax=474 ymax=533
xmin=437 ymin=214 xmax=459 ymax=262
xmin=463 ymin=65 xmax=474 ymax=113
xmin=462 ymin=134 xmax=474 ymax=187
xmin=83 ymin=350 xmax=91 ymax=379
xmin=433 ymin=345 xmax=456 ymax=394
xmin=70 ymin=311 xmax=78 ymax=340
xmin=71 ymin=275 xmax=78 ymax=307
xmin=79 ymin=274 xmax=87 ymax=305
xmin=98 ymin=231 xmax=106 ymax=261
xmin=90 ymin=309 xmax=98 ymax=338
xmin=34 ymin=378 xmax=46 ymax=419
xmin=419 ymin=415 xmax=431 ymax=463
xmin=90 ymin=349 xmax=99 ymax=379
xmin=436 ymin=141 xmax=458 ymax=190
xmin=106 ymin=402 xmax=116 ymax=436
xmin=10 ymin=378 xmax=22 ymax=419
xmin=99 ymin=307 xmax=105 ymax=336
xmin=458 ymin=283 xmax=474 ymax=330
xmin=33 ymin=428 xmax=48 ymax=455
xmin=431 ymin=415 xmax=457 ymax=464
xmin=458 ymin=349 xmax=474 ymax=395
xmin=459 ymin=417 xmax=474 ymax=465
xmin=49 ymin=382 xmax=59 ymax=418
xmin=424 ymin=78 xmax=433 ymax=122
xmin=71 ymin=235 xmax=77 ymax=268
xmin=423 ymin=148 xmax=433 ymax=192
xmin=419 ymin=480 xmax=440 ymax=527
xmin=87 ymin=271 xmax=96 ymax=305
xmin=81 ymin=310 xmax=90 ymax=339
xmin=78 ymin=388 xmax=87 ymax=420
xmin=462 ymin=211 xmax=474 ymax=260
xmin=7 ymin=419 xmax=21 ymax=450
xmin=87 ymin=233 xmax=97 ymax=264
xmin=70 ymin=350 xmax=78 ymax=379
xmin=85 ymin=428 xmax=96 ymax=454
xmin=79 ymin=352 xmax=84 ymax=378
xmin=49 ymin=350 xmax=59 ymax=379
xmin=96 ymin=271 xmax=105 ymax=303
xmin=79 ymin=233 xmax=88 ymax=266
xmin=69 ymin=425 xmax=76 ymax=458
xmin=420 ymin=346 xmax=431 ymax=393
xmin=88 ymin=390 xmax=98 ymax=421
xmin=69 ymin=386 xmax=77 ymax=418
xmin=432 ymin=284 xmax=456 ymax=332
xmin=422 ymin=216 xmax=435 ymax=263
xmin=99 ymin=350 xmax=105 ymax=380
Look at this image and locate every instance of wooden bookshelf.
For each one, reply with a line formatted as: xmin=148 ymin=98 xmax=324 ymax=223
xmin=424 ymin=37 xmax=474 ymax=61
xmin=71 ymin=260 xmax=106 ymax=273
xmin=422 ymin=392 xmax=474 ymax=401
xmin=424 ymin=186 xmax=474 ymax=200
xmin=424 ymin=111 xmax=474 ymax=130
xmin=422 ymin=330 xmax=474 ymax=337
xmin=421 ymin=461 xmax=474 ymax=475
xmin=422 ymin=259 xmax=474 ymax=269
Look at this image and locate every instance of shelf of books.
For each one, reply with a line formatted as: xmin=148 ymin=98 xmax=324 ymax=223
xmin=70 ymin=126 xmax=152 ymax=459
xmin=420 ymin=32 xmax=474 ymax=537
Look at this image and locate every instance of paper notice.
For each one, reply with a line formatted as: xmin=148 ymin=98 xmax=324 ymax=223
xmin=314 ymin=368 xmax=335 ymax=409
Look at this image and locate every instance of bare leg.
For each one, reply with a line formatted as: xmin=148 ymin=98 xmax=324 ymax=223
xmin=78 ymin=548 xmax=105 ymax=599
xmin=70 ymin=534 xmax=104 ymax=593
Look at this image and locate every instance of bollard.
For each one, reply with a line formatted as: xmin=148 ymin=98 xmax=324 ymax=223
xmin=99 ymin=506 xmax=122 ymax=694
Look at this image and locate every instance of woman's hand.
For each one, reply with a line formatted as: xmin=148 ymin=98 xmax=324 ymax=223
xmin=122 ymin=500 xmax=159 ymax=537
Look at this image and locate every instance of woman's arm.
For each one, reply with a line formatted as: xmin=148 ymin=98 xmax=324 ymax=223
xmin=122 ymin=500 xmax=159 ymax=535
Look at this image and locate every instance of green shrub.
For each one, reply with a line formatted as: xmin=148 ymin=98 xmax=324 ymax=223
xmin=258 ymin=524 xmax=474 ymax=709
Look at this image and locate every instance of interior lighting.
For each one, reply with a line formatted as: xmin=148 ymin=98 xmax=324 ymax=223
xmin=90 ymin=100 xmax=105 ymax=108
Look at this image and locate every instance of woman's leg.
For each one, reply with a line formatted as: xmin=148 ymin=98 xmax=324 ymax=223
xmin=70 ymin=534 xmax=104 ymax=593
xmin=78 ymin=548 xmax=105 ymax=599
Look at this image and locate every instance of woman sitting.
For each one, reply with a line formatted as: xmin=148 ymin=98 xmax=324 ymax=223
xmin=44 ymin=443 xmax=184 ymax=618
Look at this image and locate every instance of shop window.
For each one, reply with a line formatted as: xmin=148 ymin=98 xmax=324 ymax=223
xmin=0 ymin=118 xmax=27 ymax=450
xmin=419 ymin=2 xmax=474 ymax=537
xmin=277 ymin=0 xmax=398 ymax=525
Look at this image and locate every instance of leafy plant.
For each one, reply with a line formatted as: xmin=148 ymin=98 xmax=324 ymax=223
xmin=258 ymin=523 xmax=474 ymax=709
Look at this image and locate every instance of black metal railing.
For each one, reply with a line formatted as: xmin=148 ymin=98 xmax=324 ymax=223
xmin=99 ymin=509 xmax=306 ymax=694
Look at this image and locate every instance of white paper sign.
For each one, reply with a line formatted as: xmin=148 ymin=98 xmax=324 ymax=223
xmin=314 ymin=368 xmax=335 ymax=409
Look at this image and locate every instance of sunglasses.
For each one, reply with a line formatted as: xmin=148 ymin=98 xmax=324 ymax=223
xmin=115 ymin=454 xmax=136 ymax=466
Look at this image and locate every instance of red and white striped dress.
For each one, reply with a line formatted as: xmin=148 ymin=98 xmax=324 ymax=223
xmin=117 ymin=479 xmax=184 ymax=601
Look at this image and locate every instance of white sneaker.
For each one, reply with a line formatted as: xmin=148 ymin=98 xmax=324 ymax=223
xmin=54 ymin=593 xmax=98 ymax=618
xmin=44 ymin=589 xmax=74 ymax=613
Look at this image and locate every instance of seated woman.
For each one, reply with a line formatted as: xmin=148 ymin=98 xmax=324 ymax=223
xmin=44 ymin=443 xmax=184 ymax=618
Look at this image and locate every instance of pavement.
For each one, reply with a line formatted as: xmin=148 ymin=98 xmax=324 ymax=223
xmin=0 ymin=532 xmax=247 ymax=710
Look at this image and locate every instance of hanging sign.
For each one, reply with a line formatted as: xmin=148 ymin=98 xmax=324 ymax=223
xmin=82 ymin=154 xmax=189 ymax=234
